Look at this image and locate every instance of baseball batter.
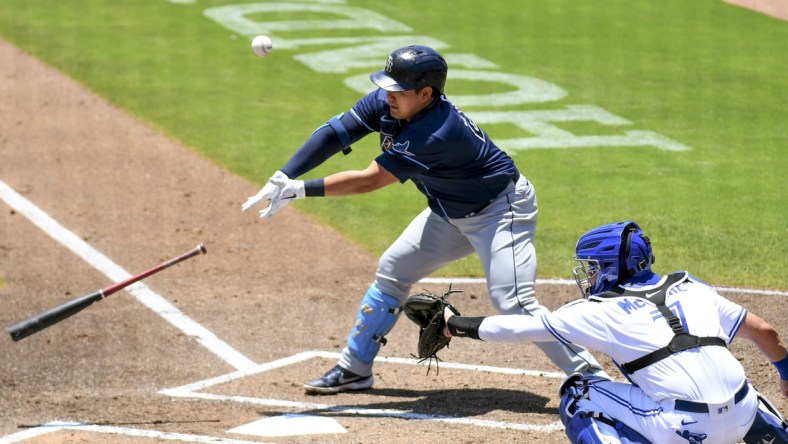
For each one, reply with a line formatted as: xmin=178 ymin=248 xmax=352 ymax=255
xmin=443 ymin=221 xmax=788 ymax=444
xmin=242 ymin=45 xmax=605 ymax=394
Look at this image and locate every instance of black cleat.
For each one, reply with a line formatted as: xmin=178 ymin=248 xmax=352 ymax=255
xmin=303 ymin=365 xmax=373 ymax=395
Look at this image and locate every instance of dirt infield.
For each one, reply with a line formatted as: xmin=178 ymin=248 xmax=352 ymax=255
xmin=0 ymin=38 xmax=785 ymax=443
xmin=725 ymin=0 xmax=788 ymax=20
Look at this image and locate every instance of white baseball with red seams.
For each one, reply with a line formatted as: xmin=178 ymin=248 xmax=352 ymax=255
xmin=251 ymin=35 xmax=272 ymax=57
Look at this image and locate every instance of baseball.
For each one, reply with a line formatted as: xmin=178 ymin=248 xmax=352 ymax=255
xmin=251 ymin=35 xmax=273 ymax=57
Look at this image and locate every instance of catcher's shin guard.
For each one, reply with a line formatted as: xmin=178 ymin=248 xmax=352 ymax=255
xmin=743 ymin=389 xmax=788 ymax=444
xmin=347 ymin=283 xmax=401 ymax=364
xmin=559 ymin=374 xmax=650 ymax=444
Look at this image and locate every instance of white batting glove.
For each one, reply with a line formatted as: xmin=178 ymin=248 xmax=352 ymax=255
xmin=258 ymin=174 xmax=305 ymax=219
xmin=242 ymin=171 xmax=287 ymax=214
xmin=241 ymin=171 xmax=306 ymax=219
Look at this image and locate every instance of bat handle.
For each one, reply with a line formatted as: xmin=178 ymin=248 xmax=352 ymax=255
xmin=103 ymin=244 xmax=206 ymax=297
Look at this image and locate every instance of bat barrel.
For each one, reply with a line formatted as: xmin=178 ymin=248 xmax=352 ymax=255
xmin=8 ymin=291 xmax=104 ymax=341
xmin=6 ymin=243 xmax=206 ymax=341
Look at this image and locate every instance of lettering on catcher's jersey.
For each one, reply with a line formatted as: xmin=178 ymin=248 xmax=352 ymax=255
xmin=617 ymin=298 xmax=648 ymax=315
xmin=650 ymin=301 xmax=688 ymax=330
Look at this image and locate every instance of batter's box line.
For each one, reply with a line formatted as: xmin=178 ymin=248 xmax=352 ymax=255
xmin=0 ymin=421 xmax=269 ymax=444
xmin=158 ymin=351 xmax=565 ymax=434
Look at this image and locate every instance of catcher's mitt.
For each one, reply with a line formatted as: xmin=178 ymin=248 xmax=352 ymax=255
xmin=403 ymin=287 xmax=462 ymax=364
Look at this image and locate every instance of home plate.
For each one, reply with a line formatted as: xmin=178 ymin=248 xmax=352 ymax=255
xmin=228 ymin=414 xmax=347 ymax=437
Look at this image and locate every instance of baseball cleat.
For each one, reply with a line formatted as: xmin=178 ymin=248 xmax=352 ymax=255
xmin=303 ymin=365 xmax=373 ymax=395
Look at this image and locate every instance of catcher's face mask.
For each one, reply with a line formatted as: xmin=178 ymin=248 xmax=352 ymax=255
xmin=573 ymin=257 xmax=600 ymax=298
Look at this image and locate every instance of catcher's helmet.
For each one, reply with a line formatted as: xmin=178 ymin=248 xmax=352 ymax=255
xmin=573 ymin=221 xmax=654 ymax=297
xmin=370 ymin=45 xmax=448 ymax=93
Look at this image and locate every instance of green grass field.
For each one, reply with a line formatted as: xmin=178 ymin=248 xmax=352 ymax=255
xmin=1 ymin=0 xmax=785 ymax=289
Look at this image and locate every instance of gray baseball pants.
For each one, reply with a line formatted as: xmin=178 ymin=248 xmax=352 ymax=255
xmin=339 ymin=175 xmax=605 ymax=378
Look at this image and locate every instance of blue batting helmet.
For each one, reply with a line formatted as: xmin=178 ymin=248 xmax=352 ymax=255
xmin=573 ymin=221 xmax=654 ymax=296
xmin=370 ymin=45 xmax=448 ymax=93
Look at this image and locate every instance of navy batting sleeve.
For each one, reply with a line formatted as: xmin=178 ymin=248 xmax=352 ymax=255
xmin=281 ymin=113 xmax=372 ymax=179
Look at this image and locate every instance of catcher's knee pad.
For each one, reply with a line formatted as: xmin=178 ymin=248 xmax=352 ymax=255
xmin=743 ymin=390 xmax=788 ymax=444
xmin=347 ymin=283 xmax=401 ymax=364
xmin=559 ymin=374 xmax=650 ymax=444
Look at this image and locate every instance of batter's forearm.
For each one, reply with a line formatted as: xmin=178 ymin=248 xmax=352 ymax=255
xmin=322 ymin=161 xmax=398 ymax=196
xmin=324 ymin=170 xmax=382 ymax=196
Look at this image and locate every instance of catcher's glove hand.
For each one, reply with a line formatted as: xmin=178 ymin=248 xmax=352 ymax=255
xmin=403 ymin=287 xmax=462 ymax=365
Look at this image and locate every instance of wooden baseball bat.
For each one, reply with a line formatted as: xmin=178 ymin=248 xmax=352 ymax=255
xmin=7 ymin=244 xmax=206 ymax=342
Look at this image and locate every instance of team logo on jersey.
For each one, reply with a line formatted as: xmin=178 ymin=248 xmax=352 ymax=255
xmin=391 ymin=141 xmax=414 ymax=156
xmin=381 ymin=135 xmax=393 ymax=152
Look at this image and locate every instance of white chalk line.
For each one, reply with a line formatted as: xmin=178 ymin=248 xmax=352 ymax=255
xmin=160 ymin=351 xmax=564 ymax=434
xmin=160 ymin=351 xmax=564 ymax=395
xmin=0 ymin=422 xmax=268 ymax=444
xmin=0 ymin=179 xmax=256 ymax=371
xmin=160 ymin=351 xmax=565 ymax=396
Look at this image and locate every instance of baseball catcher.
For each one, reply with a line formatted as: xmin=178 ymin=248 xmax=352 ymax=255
xmin=441 ymin=221 xmax=788 ymax=444
xmin=402 ymin=287 xmax=463 ymax=369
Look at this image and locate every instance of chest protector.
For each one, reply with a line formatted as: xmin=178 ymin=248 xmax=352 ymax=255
xmin=597 ymin=272 xmax=728 ymax=374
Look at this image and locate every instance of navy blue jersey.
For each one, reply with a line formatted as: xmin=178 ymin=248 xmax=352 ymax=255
xmin=349 ymin=89 xmax=518 ymax=218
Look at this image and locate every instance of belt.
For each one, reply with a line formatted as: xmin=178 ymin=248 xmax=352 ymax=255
xmin=674 ymin=382 xmax=749 ymax=414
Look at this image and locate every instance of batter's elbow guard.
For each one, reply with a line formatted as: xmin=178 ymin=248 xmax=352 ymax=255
xmin=326 ymin=114 xmax=352 ymax=155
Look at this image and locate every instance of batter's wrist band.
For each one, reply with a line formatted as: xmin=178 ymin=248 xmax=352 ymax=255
xmin=304 ymin=178 xmax=325 ymax=197
xmin=773 ymin=353 xmax=788 ymax=380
